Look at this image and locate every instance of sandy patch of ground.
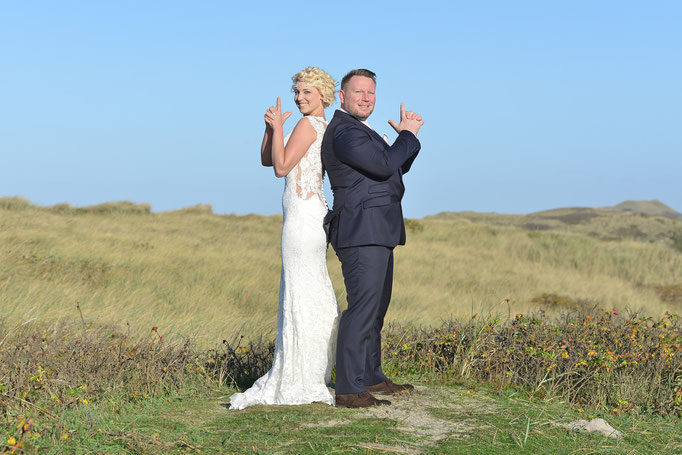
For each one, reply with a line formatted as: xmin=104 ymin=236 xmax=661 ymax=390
xmin=303 ymin=385 xmax=496 ymax=452
xmin=363 ymin=386 xmax=476 ymax=442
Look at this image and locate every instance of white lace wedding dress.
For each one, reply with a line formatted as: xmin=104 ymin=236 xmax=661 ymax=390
xmin=230 ymin=115 xmax=340 ymax=410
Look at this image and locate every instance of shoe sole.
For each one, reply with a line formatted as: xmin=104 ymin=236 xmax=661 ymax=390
xmin=335 ymin=401 xmax=391 ymax=408
xmin=367 ymin=389 xmax=414 ymax=396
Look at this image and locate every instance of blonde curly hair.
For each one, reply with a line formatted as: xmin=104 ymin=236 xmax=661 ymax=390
xmin=291 ymin=66 xmax=337 ymax=107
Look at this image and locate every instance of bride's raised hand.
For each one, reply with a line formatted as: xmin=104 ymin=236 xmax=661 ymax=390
xmin=264 ymin=97 xmax=292 ymax=130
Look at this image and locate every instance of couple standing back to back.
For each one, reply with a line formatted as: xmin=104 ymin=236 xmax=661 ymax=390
xmin=229 ymin=68 xmax=424 ymax=410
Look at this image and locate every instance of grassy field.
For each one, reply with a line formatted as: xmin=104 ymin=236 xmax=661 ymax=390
xmin=7 ymin=382 xmax=682 ymax=454
xmin=2 ymin=196 xmax=681 ymax=453
xmin=2 ymin=313 xmax=681 ymax=453
xmin=2 ymin=197 xmax=681 ymax=347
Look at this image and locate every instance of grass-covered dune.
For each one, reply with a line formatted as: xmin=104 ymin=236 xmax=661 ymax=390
xmin=2 ymin=196 xmax=682 ymax=453
xmin=2 ymin=196 xmax=681 ymax=347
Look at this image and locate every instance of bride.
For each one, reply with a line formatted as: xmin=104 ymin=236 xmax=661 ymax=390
xmin=229 ymin=67 xmax=340 ymax=410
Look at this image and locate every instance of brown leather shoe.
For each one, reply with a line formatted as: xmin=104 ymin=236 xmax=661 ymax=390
xmin=366 ymin=379 xmax=415 ymax=395
xmin=335 ymin=391 xmax=391 ymax=408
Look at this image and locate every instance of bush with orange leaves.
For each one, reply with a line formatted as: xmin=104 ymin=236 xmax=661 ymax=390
xmin=381 ymin=309 xmax=682 ymax=415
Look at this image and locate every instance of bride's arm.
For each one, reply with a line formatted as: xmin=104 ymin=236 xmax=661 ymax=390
xmin=270 ymin=117 xmax=316 ymax=178
xmin=264 ymin=97 xmax=316 ymax=178
xmin=260 ymin=126 xmax=273 ymax=167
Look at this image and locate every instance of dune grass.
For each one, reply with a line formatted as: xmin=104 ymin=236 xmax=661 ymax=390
xmin=2 ymin=197 xmax=682 ymax=452
xmin=2 ymin=197 xmax=682 ymax=348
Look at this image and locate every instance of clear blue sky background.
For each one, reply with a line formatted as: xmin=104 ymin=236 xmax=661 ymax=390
xmin=2 ymin=1 xmax=680 ymax=217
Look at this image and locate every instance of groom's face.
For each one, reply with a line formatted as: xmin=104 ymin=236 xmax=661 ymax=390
xmin=340 ymin=76 xmax=376 ymax=121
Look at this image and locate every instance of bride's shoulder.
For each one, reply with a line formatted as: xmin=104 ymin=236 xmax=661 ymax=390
xmin=304 ymin=115 xmax=327 ymax=131
xmin=288 ymin=116 xmax=319 ymax=142
xmin=294 ymin=116 xmax=326 ymax=134
xmin=292 ymin=116 xmax=314 ymax=131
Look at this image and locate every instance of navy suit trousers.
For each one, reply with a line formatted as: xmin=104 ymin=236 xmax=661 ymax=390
xmin=334 ymin=245 xmax=393 ymax=394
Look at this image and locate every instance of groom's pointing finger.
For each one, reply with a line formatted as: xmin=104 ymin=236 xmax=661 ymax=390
xmin=400 ymin=102 xmax=406 ymax=119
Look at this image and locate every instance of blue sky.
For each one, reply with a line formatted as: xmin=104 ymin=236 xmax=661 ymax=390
xmin=2 ymin=1 xmax=681 ymax=217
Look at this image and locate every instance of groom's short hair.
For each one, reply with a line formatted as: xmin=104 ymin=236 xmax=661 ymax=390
xmin=341 ymin=69 xmax=376 ymax=91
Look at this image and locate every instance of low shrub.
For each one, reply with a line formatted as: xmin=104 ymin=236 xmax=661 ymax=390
xmin=203 ymin=336 xmax=275 ymax=390
xmin=214 ymin=309 xmax=682 ymax=415
xmin=0 ymin=198 xmax=152 ymax=215
xmin=172 ymin=203 xmax=213 ymax=215
xmin=2 ymin=307 xmax=679 ymax=441
xmin=0 ymin=197 xmax=32 ymax=211
xmin=671 ymin=228 xmax=682 ymax=253
xmin=0 ymin=314 xmax=198 ymax=442
xmin=530 ymin=293 xmax=593 ymax=312
xmin=645 ymin=283 xmax=682 ymax=305
xmin=71 ymin=201 xmax=152 ymax=215
xmin=404 ymin=218 xmax=424 ymax=233
xmin=381 ymin=309 xmax=682 ymax=415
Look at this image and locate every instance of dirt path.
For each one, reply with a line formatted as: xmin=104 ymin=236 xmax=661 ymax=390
xmin=303 ymin=385 xmax=499 ymax=453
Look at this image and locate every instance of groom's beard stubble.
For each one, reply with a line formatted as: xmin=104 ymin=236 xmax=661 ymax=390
xmin=345 ymin=106 xmax=373 ymax=122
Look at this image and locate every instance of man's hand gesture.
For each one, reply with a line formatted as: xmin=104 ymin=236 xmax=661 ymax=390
xmin=264 ymin=97 xmax=292 ymax=131
xmin=388 ymin=103 xmax=424 ymax=136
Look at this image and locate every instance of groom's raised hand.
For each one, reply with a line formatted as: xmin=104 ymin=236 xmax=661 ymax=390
xmin=388 ymin=103 xmax=424 ymax=136
xmin=264 ymin=97 xmax=292 ymax=130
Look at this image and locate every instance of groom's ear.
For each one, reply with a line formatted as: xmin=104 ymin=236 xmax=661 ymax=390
xmin=338 ymin=89 xmax=345 ymax=105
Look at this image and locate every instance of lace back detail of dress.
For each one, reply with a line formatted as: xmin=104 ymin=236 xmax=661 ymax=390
xmin=293 ymin=116 xmax=326 ymax=202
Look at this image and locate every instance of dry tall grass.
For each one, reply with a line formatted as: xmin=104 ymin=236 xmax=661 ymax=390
xmin=1 ymin=197 xmax=681 ymax=347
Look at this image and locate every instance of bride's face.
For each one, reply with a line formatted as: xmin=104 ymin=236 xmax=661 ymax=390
xmin=294 ymin=84 xmax=325 ymax=116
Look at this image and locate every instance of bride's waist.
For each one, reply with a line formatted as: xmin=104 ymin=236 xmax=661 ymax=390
xmin=282 ymin=186 xmax=326 ymax=200
xmin=283 ymin=197 xmax=327 ymax=209
xmin=283 ymin=196 xmax=327 ymax=211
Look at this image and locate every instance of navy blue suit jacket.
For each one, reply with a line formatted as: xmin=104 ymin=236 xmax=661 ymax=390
xmin=322 ymin=110 xmax=421 ymax=249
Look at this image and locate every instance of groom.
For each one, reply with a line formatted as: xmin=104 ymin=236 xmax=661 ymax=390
xmin=322 ymin=69 xmax=424 ymax=408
